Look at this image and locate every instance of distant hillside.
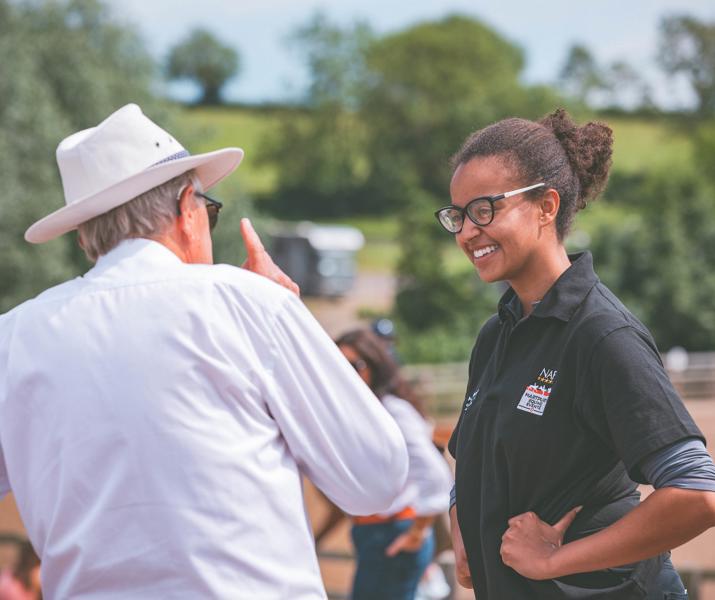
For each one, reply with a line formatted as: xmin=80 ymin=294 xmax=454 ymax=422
xmin=182 ymin=106 xmax=695 ymax=197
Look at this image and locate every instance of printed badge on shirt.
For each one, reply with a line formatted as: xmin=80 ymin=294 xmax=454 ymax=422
xmin=517 ymin=368 xmax=557 ymax=416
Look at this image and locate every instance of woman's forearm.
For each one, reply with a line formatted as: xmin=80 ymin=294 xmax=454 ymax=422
xmin=548 ymin=488 xmax=715 ymax=578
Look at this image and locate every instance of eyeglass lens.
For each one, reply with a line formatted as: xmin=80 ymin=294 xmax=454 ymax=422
xmin=206 ymin=204 xmax=219 ymax=231
xmin=438 ymin=198 xmax=494 ymax=233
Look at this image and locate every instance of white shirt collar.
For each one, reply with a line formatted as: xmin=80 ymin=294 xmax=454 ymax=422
xmin=88 ymin=238 xmax=183 ymax=279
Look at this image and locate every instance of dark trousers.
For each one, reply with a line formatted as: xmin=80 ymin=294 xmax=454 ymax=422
xmin=351 ymin=519 xmax=434 ymax=600
xmin=644 ymin=557 xmax=688 ymax=600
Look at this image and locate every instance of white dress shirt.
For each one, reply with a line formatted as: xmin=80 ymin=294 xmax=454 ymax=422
xmin=0 ymin=238 xmax=408 ymax=599
xmin=377 ymin=395 xmax=453 ymax=518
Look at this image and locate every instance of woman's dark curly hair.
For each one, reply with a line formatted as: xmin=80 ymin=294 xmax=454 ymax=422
xmin=335 ymin=328 xmax=425 ymax=417
xmin=451 ymin=108 xmax=613 ymax=239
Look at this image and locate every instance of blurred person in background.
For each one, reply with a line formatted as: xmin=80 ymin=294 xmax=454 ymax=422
xmin=315 ymin=328 xmax=453 ymax=600
xmin=0 ymin=540 xmax=41 ymax=600
xmin=439 ymin=108 xmax=715 ymax=599
xmin=0 ymin=104 xmax=408 ymax=599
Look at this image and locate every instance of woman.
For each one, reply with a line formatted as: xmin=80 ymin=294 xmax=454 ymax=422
xmin=440 ymin=109 xmax=715 ymax=599
xmin=319 ymin=328 xmax=453 ymax=600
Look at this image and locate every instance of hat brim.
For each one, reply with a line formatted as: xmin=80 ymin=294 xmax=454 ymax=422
xmin=25 ymin=147 xmax=244 ymax=244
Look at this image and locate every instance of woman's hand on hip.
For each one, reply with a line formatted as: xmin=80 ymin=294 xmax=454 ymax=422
xmin=500 ymin=506 xmax=581 ymax=580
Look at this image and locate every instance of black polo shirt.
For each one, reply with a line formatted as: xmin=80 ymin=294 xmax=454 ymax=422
xmin=448 ymin=252 xmax=704 ymax=600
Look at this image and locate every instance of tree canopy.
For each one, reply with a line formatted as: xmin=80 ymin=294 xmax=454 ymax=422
xmin=658 ymin=15 xmax=715 ymax=116
xmin=167 ymin=28 xmax=240 ymax=105
xmin=0 ymin=0 xmax=166 ymax=311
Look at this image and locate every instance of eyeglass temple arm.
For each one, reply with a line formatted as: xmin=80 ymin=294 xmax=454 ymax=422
xmin=502 ymin=182 xmax=545 ymax=198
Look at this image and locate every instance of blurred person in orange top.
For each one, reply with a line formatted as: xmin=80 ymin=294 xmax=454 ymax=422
xmin=316 ymin=328 xmax=453 ymax=600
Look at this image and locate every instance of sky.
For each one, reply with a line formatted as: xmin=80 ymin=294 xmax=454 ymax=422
xmin=107 ymin=0 xmax=715 ymax=108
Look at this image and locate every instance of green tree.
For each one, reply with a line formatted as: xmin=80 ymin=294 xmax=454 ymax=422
xmin=0 ymin=0 xmax=167 ymax=311
xmin=167 ymin=28 xmax=240 ymax=105
xmin=658 ymin=15 xmax=715 ymax=116
xmin=558 ymin=44 xmax=605 ymax=105
xmin=258 ymin=14 xmax=374 ymax=216
xmin=360 ymin=16 xmax=559 ymax=361
xmin=263 ymin=14 xmax=562 ymax=361
xmin=592 ymin=169 xmax=715 ymax=351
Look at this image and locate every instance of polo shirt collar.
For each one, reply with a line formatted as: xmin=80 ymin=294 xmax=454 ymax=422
xmin=497 ymin=252 xmax=599 ymax=323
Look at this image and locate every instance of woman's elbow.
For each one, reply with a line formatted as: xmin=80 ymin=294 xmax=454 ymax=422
xmin=705 ymin=490 xmax=715 ymax=527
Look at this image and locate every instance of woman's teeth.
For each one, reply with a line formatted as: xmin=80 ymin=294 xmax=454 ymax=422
xmin=474 ymin=245 xmax=498 ymax=259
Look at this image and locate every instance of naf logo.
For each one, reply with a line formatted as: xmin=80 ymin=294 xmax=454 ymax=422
xmin=464 ymin=388 xmax=480 ymax=412
xmin=537 ymin=368 xmax=558 ymax=385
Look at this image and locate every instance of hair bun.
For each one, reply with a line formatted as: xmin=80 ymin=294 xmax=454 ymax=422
xmin=540 ymin=108 xmax=613 ymax=208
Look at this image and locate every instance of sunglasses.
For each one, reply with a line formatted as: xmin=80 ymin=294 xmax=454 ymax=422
xmin=195 ymin=192 xmax=223 ymax=231
xmin=176 ymin=186 xmax=223 ymax=231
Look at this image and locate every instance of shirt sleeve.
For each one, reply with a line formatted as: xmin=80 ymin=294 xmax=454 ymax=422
xmin=260 ymin=293 xmax=409 ymax=516
xmin=579 ymin=325 xmax=704 ymax=483
xmin=384 ymin=397 xmax=453 ymax=515
xmin=639 ymin=437 xmax=715 ymax=492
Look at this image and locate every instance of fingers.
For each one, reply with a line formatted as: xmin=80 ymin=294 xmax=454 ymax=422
xmin=385 ymin=534 xmax=406 ymax=557
xmin=508 ymin=511 xmax=536 ymax=526
xmin=553 ymin=506 xmax=582 ymax=537
xmin=456 ymin=567 xmax=473 ymax=589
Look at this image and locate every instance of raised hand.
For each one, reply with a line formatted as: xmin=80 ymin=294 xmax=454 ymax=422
xmin=500 ymin=506 xmax=581 ymax=580
xmin=240 ymin=218 xmax=300 ymax=296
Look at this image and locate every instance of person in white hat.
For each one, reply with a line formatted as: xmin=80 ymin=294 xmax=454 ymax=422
xmin=0 ymin=104 xmax=408 ymax=599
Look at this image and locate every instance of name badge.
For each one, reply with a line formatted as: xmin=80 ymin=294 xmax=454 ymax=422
xmin=517 ymin=384 xmax=551 ymax=416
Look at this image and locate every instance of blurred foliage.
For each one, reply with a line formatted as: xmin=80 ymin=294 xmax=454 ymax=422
xmin=591 ymin=161 xmax=715 ymax=351
xmin=0 ymin=0 xmax=253 ymax=309
xmin=262 ymin=14 xmax=561 ymax=217
xmin=2 ymin=1 xmax=715 ymax=360
xmin=257 ymin=13 xmax=375 ymax=217
xmin=557 ymin=44 xmax=653 ymax=111
xmin=658 ymin=15 xmax=715 ymax=117
xmin=167 ymin=28 xmax=240 ymax=106
xmin=559 ymin=45 xmax=605 ymax=106
xmin=0 ymin=0 xmax=166 ymax=311
xmin=259 ymin=14 xmax=564 ymax=361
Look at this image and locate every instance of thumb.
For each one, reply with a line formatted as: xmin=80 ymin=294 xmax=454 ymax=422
xmin=553 ymin=506 xmax=582 ymax=537
xmin=240 ymin=218 xmax=265 ymax=260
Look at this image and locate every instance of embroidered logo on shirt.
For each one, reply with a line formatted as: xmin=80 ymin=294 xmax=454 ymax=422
xmin=464 ymin=387 xmax=479 ymax=412
xmin=517 ymin=368 xmax=557 ymax=416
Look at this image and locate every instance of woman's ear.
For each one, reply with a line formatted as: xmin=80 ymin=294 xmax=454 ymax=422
xmin=539 ymin=188 xmax=560 ymax=226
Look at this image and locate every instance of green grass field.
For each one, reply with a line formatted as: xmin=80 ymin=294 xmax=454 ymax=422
xmin=183 ymin=107 xmax=696 ymax=273
xmin=608 ymin=117 xmax=694 ymax=173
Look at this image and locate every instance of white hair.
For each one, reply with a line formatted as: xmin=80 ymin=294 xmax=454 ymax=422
xmin=78 ymin=170 xmax=203 ymax=262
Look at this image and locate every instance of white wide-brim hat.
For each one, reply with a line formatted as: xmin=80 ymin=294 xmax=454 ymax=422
xmin=25 ymin=103 xmax=244 ymax=243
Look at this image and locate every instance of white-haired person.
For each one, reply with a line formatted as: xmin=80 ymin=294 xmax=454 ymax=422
xmin=0 ymin=104 xmax=408 ymax=599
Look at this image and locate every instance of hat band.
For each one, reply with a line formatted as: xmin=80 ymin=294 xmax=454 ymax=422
xmin=151 ymin=149 xmax=190 ymax=166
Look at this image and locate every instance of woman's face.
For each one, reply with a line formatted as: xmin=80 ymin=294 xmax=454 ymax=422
xmin=339 ymin=344 xmax=372 ymax=388
xmin=450 ymin=155 xmax=544 ymax=286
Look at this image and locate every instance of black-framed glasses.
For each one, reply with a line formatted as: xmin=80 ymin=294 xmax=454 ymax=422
xmin=176 ymin=185 xmax=223 ymax=231
xmin=434 ymin=182 xmax=545 ymax=234
xmin=196 ymin=192 xmax=223 ymax=231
